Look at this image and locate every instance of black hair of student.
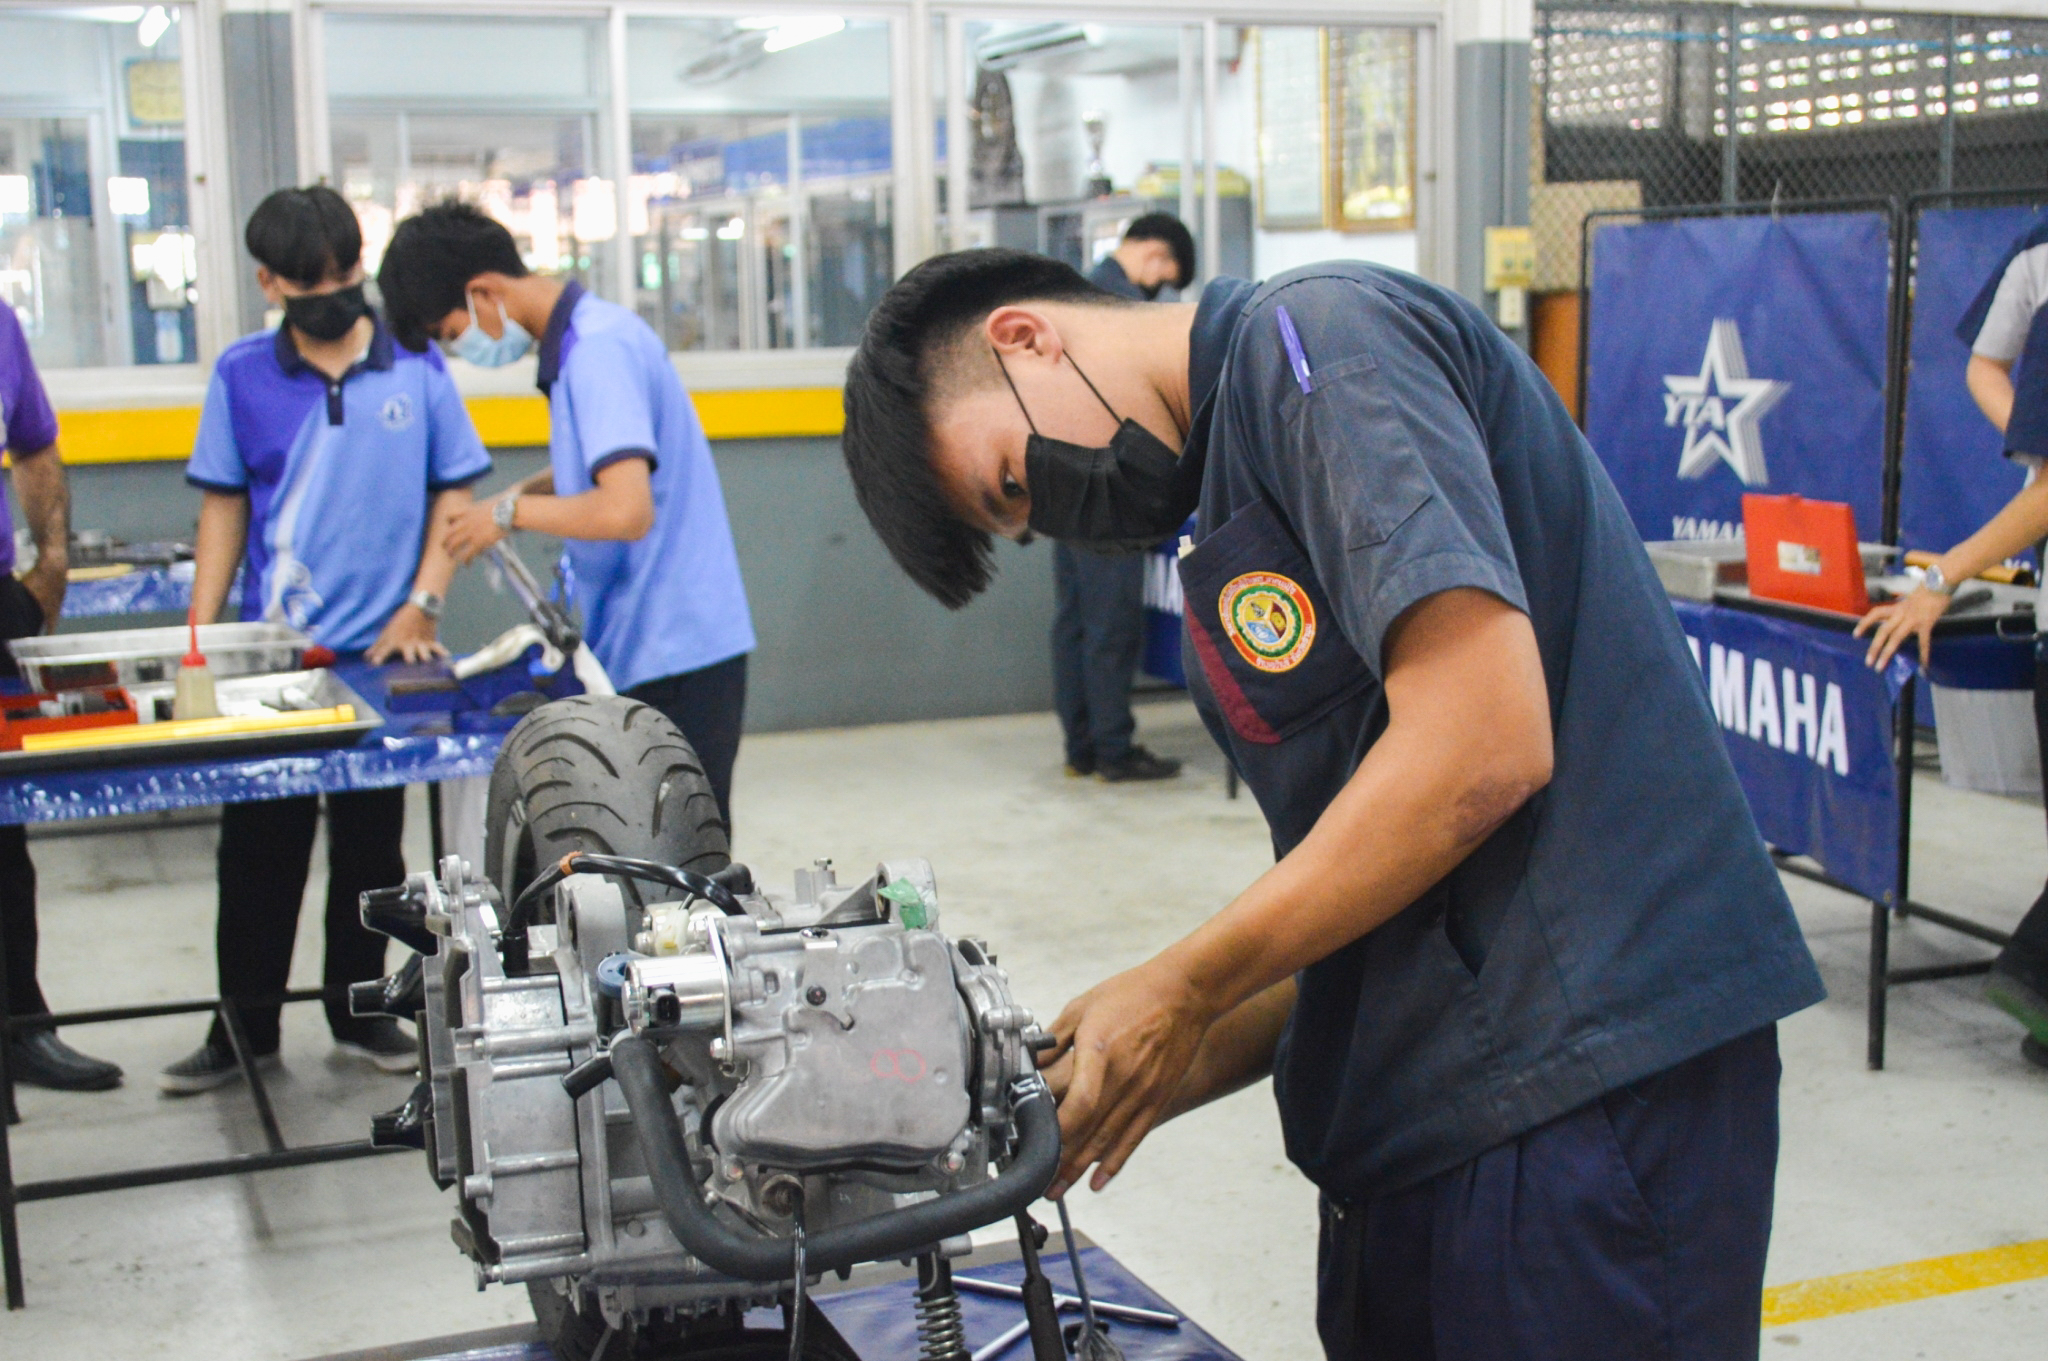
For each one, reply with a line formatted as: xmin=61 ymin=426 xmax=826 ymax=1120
xmin=1124 ymin=212 xmax=1197 ymax=290
xmin=842 ymin=248 xmax=1115 ymax=609
xmin=244 ymin=186 xmax=362 ymax=288
xmin=377 ymin=200 xmax=530 ymax=352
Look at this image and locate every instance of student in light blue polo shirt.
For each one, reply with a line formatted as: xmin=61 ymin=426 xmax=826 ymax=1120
xmin=161 ymin=187 xmax=491 ymax=1093
xmin=376 ymin=203 xmax=754 ymax=824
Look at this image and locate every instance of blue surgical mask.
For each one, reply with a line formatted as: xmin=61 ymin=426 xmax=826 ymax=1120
xmin=451 ymin=292 xmax=533 ymax=368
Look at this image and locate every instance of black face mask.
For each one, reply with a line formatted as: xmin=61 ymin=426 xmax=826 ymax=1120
xmin=1000 ymin=352 xmax=1196 ymax=552
xmin=283 ymin=283 xmax=369 ymax=343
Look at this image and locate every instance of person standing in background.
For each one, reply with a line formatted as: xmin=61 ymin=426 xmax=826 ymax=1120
xmin=161 ymin=187 xmax=489 ymax=1093
xmin=1050 ymin=214 xmax=1200 ymax=783
xmin=1858 ymin=218 xmax=2048 ymax=1070
xmin=0 ymin=305 xmax=123 ymax=1107
xmin=376 ymin=203 xmax=755 ymax=827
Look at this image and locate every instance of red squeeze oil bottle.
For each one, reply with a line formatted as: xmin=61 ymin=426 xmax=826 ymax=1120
xmin=172 ymin=608 xmax=220 ymax=720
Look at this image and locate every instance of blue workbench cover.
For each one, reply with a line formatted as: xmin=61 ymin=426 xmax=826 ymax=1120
xmin=0 ymin=660 xmax=504 ymax=826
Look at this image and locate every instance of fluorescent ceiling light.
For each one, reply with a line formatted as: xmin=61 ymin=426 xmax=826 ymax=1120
xmin=138 ymin=5 xmax=170 ymax=46
xmin=733 ymin=15 xmax=845 ymax=53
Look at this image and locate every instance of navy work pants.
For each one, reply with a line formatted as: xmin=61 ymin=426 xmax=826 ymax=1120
xmin=1316 ymin=1025 xmax=1781 ymax=1361
xmin=624 ymin=652 xmax=748 ymax=830
xmin=1051 ymin=542 xmax=1145 ymax=768
xmin=1999 ymin=658 xmax=2048 ymax=971
xmin=209 ymin=787 xmax=406 ymax=1054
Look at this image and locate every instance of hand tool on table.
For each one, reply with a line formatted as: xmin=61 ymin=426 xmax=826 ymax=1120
xmin=484 ymin=542 xmax=613 ymax=695
xmin=1056 ymin=1197 xmax=1124 ymax=1361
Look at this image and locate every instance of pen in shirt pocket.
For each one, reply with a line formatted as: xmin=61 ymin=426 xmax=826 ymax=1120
xmin=1276 ymin=305 xmax=1313 ymax=395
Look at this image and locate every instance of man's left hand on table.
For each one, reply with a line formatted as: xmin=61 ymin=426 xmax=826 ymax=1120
xmin=367 ymin=603 xmax=448 ymax=665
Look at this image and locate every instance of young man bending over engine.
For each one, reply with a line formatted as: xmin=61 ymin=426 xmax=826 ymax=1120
xmin=836 ymin=249 xmax=1826 ymax=1360
xmin=375 ymin=203 xmax=754 ymax=826
xmin=160 ymin=187 xmax=491 ymax=1092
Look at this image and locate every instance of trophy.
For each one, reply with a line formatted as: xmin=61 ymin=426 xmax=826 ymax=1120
xmin=1083 ymin=109 xmax=1112 ymax=198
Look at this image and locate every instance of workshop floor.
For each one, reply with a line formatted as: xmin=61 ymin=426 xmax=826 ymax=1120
xmin=4 ymin=698 xmax=2047 ymax=1360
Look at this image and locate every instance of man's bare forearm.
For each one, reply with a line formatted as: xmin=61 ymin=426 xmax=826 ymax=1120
xmin=12 ymin=444 xmax=69 ymax=567
xmin=1161 ymin=979 xmax=1297 ymax=1121
xmin=1154 ymin=591 xmax=1554 ymax=1027
xmin=415 ymin=487 xmax=472 ymax=596
xmin=191 ymin=492 xmax=250 ymax=624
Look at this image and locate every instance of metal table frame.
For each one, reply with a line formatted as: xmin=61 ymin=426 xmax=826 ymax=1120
xmin=0 ymin=723 xmax=491 ymax=1309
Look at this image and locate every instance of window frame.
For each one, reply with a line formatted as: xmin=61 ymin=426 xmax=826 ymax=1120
xmin=0 ymin=0 xmax=238 ymax=407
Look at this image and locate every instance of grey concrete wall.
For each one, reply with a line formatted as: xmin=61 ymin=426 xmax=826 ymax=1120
xmin=19 ymin=437 xmax=1057 ymax=734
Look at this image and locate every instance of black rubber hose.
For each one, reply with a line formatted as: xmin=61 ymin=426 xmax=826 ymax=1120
xmin=611 ymin=1034 xmax=1061 ymax=1281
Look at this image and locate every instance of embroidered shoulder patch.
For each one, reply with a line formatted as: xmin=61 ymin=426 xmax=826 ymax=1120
xmin=1217 ymin=572 xmax=1316 ymax=673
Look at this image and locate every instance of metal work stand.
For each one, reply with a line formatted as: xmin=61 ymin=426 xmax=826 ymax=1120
xmin=1768 ymin=677 xmax=2013 ymax=1070
xmin=0 ymin=787 xmax=448 ymax=1309
xmin=0 ymin=979 xmax=400 ymax=1309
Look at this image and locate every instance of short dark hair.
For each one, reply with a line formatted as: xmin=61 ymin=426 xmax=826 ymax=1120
xmin=377 ymin=200 xmax=529 ymax=351
xmin=1124 ymin=213 xmax=1196 ymax=290
xmin=842 ymin=249 xmax=1114 ymax=608
xmin=245 ymin=186 xmax=361 ymax=287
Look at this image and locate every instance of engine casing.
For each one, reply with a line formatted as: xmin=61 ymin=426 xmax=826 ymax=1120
xmin=397 ymin=855 xmax=1043 ymax=1329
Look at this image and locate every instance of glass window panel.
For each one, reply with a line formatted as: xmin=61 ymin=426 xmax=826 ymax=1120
xmin=627 ymin=16 xmax=892 ymax=352
xmin=946 ymin=22 xmax=1216 ymax=284
xmin=325 ymin=14 xmax=611 ymax=292
xmin=0 ymin=6 xmax=195 ymax=369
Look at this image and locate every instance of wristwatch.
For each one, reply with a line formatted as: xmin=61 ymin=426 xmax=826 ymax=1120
xmin=409 ymin=589 xmax=444 ymax=620
xmin=1922 ymin=563 xmax=1955 ymax=597
xmin=493 ymin=492 xmax=521 ymax=534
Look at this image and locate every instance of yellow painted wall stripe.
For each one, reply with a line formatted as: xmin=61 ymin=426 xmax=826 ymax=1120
xmin=43 ymin=387 xmax=845 ymax=465
xmin=1762 ymin=1238 xmax=2048 ymax=1326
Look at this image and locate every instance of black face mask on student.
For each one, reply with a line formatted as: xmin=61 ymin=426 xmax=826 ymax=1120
xmin=997 ymin=351 xmax=1195 ymax=552
xmin=284 ymin=283 xmax=369 ymax=343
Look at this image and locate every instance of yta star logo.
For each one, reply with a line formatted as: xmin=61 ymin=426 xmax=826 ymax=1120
xmin=1662 ymin=319 xmax=1789 ymax=486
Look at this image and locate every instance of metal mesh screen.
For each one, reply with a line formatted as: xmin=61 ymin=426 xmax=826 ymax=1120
xmin=1533 ymin=5 xmax=2048 ymax=287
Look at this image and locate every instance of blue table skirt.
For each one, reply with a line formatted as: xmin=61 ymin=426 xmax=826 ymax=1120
xmin=60 ymin=565 xmax=196 ymax=619
xmin=0 ymin=659 xmax=506 ymax=827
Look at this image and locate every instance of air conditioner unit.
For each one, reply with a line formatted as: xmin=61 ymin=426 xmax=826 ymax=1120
xmin=974 ymin=23 xmax=1099 ymax=71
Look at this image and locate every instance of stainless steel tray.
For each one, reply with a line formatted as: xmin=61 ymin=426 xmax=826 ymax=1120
xmin=0 ymin=669 xmax=382 ymax=774
xmin=7 ymin=622 xmax=313 ymax=692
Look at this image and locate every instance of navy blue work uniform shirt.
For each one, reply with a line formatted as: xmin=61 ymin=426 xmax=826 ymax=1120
xmin=1089 ymin=256 xmax=1147 ymax=302
xmin=1958 ymin=220 xmax=2048 ymax=461
xmin=1176 ymin=264 xmax=1825 ymax=1199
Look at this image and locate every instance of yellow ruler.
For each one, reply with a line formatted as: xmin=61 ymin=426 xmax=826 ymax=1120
xmin=19 ymin=705 xmax=357 ymax=753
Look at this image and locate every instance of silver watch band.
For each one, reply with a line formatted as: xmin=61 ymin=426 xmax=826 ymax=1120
xmin=409 ymin=589 xmax=444 ymax=620
xmin=1923 ymin=564 xmax=1954 ymax=596
xmin=493 ymin=492 xmax=521 ymax=533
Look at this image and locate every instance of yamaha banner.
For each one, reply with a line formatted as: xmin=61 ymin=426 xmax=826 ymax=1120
xmin=1898 ymin=204 xmax=2048 ymax=561
xmin=1672 ymin=600 xmax=1912 ymax=903
xmin=1585 ymin=212 xmax=1892 ymax=545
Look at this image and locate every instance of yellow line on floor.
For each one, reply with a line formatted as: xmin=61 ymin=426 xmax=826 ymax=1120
xmin=1763 ymin=1238 xmax=2048 ymax=1326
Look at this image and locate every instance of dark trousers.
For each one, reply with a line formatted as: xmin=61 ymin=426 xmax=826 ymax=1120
xmin=207 ymin=788 xmax=405 ymax=1054
xmin=1051 ymin=542 xmax=1145 ymax=767
xmin=2002 ymin=658 xmax=2048 ymax=972
xmin=624 ymin=653 xmax=748 ymax=829
xmin=0 ymin=826 xmax=45 ymax=1020
xmin=0 ymin=575 xmax=46 ymax=1021
xmin=1316 ymin=1025 xmax=1782 ymax=1361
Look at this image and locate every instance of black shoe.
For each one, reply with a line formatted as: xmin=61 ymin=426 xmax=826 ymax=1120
xmin=334 ymin=1017 xmax=419 ymax=1074
xmin=2023 ymin=1036 xmax=2048 ymax=1072
xmin=1098 ymin=745 xmax=1183 ymax=783
xmin=8 ymin=1029 xmax=123 ymax=1092
xmin=1985 ymin=957 xmax=2048 ymax=1045
xmin=159 ymin=1040 xmax=278 ymax=1095
xmin=1065 ymin=754 xmax=1097 ymax=778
